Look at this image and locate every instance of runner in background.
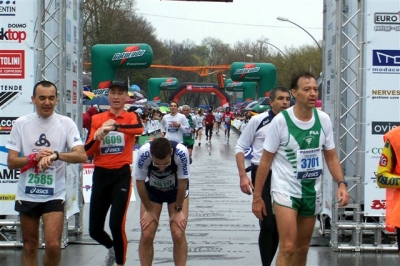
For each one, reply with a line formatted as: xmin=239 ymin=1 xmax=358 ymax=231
xmin=221 ymin=107 xmax=235 ymax=144
xmin=204 ymin=109 xmax=216 ymax=144
xmin=160 ymin=101 xmax=189 ymax=143
xmin=214 ymin=108 xmax=223 ymax=134
xmin=181 ymin=105 xmax=195 ymax=164
xmin=194 ymin=109 xmax=205 ymax=146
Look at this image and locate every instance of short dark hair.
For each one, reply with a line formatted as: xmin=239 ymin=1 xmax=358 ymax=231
xmin=269 ymin=86 xmax=290 ymax=101
xmin=150 ymin=138 xmax=172 ymax=159
xmin=169 ymin=100 xmax=178 ymax=106
xmin=33 ymin=80 xmax=58 ymax=97
xmin=290 ymin=71 xmax=316 ymax=90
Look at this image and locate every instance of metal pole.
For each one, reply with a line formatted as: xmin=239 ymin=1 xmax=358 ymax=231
xmin=277 ymin=16 xmax=322 ymax=52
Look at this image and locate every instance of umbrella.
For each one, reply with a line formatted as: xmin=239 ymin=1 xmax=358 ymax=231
xmin=130 ymin=91 xmax=146 ymax=99
xmin=159 ymin=106 xmax=170 ymax=113
xmin=83 ymin=91 xmax=96 ymax=100
xmin=129 ymin=84 xmax=140 ymax=91
xmin=83 ymin=94 xmax=109 ymax=105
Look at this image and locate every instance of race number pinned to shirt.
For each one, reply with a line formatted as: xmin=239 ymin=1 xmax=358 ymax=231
xmin=24 ymin=167 xmax=56 ymax=195
xmin=296 ymin=148 xmax=323 ymax=180
xmin=100 ymin=131 xmax=125 ymax=155
xmin=167 ymin=121 xmax=179 ymax=133
xmin=150 ymin=174 xmax=176 ymax=191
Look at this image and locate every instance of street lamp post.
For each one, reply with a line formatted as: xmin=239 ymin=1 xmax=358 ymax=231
xmin=277 ymin=16 xmax=322 ymax=52
xmin=257 ymin=37 xmax=290 ymax=62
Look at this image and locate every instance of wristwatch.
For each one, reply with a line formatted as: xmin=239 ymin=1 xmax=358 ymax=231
xmin=53 ymin=151 xmax=59 ymax=161
xmin=338 ymin=180 xmax=348 ymax=187
xmin=174 ymin=206 xmax=183 ymax=212
xmin=114 ymin=124 xmax=120 ymax=131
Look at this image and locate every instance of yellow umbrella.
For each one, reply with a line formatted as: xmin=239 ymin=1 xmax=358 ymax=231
xmin=83 ymin=91 xmax=97 ymax=100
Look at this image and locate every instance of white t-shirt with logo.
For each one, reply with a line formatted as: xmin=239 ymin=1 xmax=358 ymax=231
xmin=6 ymin=113 xmax=83 ymax=202
xmin=161 ymin=113 xmax=189 ymax=143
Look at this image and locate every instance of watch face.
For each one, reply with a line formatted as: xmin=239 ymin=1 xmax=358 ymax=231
xmin=175 ymin=206 xmax=182 ymax=211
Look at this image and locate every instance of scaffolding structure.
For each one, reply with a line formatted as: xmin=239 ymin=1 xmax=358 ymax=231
xmin=323 ymin=0 xmax=397 ymax=252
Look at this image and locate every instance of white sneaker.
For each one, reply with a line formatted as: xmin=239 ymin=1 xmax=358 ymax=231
xmin=103 ymin=248 xmax=116 ymax=266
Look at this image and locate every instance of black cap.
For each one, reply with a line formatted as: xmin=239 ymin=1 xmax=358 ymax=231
xmin=109 ymin=80 xmax=128 ymax=91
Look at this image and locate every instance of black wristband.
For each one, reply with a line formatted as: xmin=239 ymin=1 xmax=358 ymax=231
xmin=114 ymin=124 xmax=120 ymax=131
xmin=54 ymin=151 xmax=59 ymax=161
xmin=338 ymin=180 xmax=348 ymax=187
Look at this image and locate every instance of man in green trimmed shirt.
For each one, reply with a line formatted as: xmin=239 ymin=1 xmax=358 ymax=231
xmin=181 ymin=105 xmax=195 ymax=164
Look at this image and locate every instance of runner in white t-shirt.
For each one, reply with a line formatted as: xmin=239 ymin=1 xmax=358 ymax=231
xmin=161 ymin=101 xmax=190 ymax=143
xmin=6 ymin=81 xmax=87 ymax=266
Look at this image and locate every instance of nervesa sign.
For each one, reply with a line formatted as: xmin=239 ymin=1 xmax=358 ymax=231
xmin=375 ymin=13 xmax=400 ymax=24
xmin=371 ymin=121 xmax=400 ymax=135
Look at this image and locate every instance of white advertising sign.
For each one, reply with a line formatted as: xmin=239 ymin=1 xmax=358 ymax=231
xmin=0 ymin=0 xmax=36 ymax=215
xmin=363 ymin=0 xmax=400 ymax=216
xmin=321 ymin=0 xmax=337 ymax=217
xmin=82 ymin=164 xmax=136 ymax=203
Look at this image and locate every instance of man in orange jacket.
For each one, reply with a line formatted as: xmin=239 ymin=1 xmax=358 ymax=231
xmin=85 ymin=80 xmax=144 ymax=266
xmin=376 ymin=126 xmax=400 ymax=253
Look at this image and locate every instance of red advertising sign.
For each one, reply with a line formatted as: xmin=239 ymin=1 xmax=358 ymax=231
xmin=0 ymin=50 xmax=25 ymax=79
xmin=72 ymin=80 xmax=77 ymax=104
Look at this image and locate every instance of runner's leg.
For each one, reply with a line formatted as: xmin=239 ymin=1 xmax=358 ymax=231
xmin=168 ymin=198 xmax=189 ymax=266
xmin=109 ymin=167 xmax=132 ymax=265
xmin=251 ymin=170 xmax=279 ymax=266
xmin=139 ymin=202 xmax=163 ymax=266
xmin=20 ymin=213 xmax=40 ymax=266
xmin=273 ymin=203 xmax=298 ymax=266
xmin=293 ymin=215 xmax=317 ymax=266
xmin=42 ymin=211 xmax=64 ymax=266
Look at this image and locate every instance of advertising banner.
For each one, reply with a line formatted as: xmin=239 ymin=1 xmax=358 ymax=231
xmin=321 ymin=0 xmax=337 ymax=217
xmin=63 ymin=0 xmax=83 ymax=217
xmin=363 ymin=0 xmax=400 ymax=216
xmin=82 ymin=163 xmax=136 ymax=203
xmin=0 ymin=0 xmax=36 ymax=215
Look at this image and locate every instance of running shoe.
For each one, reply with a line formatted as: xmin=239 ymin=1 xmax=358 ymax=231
xmin=102 ymin=248 xmax=116 ymax=266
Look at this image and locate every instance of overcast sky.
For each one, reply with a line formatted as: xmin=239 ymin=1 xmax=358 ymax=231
xmin=135 ymin=0 xmax=323 ymax=52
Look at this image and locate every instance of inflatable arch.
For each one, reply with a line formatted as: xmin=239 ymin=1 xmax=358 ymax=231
xmin=224 ymin=79 xmax=257 ymax=100
xmin=91 ymin=44 xmax=153 ymax=94
xmin=147 ymin=77 xmax=179 ymax=101
xmin=169 ymin=83 xmax=230 ymax=107
xmin=230 ymin=62 xmax=277 ymax=97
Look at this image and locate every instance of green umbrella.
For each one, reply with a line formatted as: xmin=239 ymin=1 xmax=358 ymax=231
xmin=250 ymin=97 xmax=270 ymax=113
xmin=159 ymin=106 xmax=170 ymax=113
xmin=251 ymin=103 xmax=270 ymax=113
